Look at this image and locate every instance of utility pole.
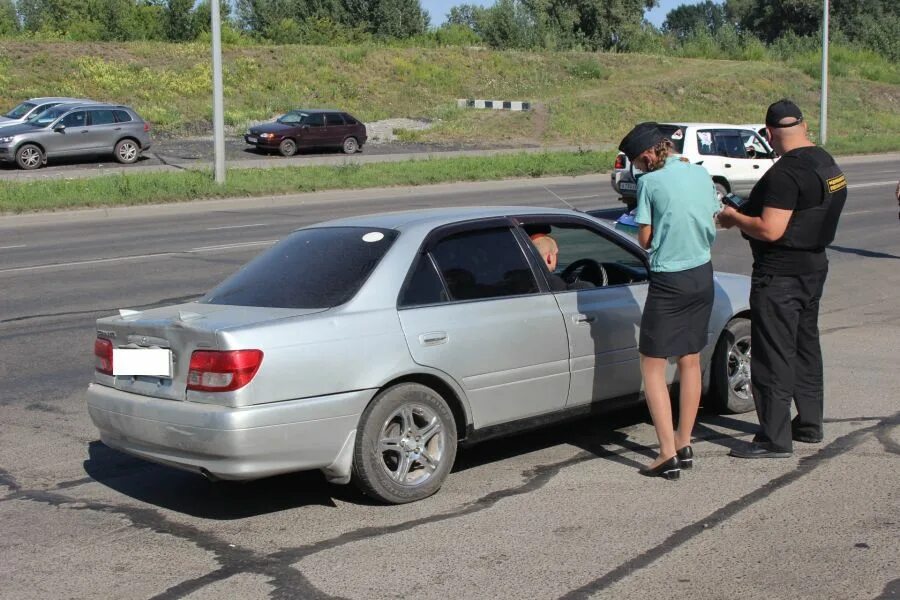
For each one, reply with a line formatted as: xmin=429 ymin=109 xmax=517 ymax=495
xmin=820 ymin=0 xmax=829 ymax=145
xmin=211 ymin=0 xmax=226 ymax=183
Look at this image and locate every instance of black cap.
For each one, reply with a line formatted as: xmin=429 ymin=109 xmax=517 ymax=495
xmin=619 ymin=122 xmax=665 ymax=161
xmin=765 ymin=99 xmax=804 ymax=128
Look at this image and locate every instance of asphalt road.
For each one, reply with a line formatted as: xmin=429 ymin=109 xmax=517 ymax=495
xmin=1 ymin=157 xmax=898 ymax=599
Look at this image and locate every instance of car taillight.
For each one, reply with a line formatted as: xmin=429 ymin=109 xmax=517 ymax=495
xmin=187 ymin=350 xmax=263 ymax=392
xmin=143 ymin=122 xmax=150 ymax=132
xmin=95 ymin=337 xmax=113 ymax=375
xmin=614 ymin=154 xmax=626 ymax=169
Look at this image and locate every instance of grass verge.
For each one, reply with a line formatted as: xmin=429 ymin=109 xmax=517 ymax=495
xmin=0 ymin=150 xmax=616 ymax=213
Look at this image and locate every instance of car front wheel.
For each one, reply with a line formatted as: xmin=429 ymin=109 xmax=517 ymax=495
xmin=352 ymin=382 xmax=457 ymax=504
xmin=114 ymin=139 xmax=140 ymax=164
xmin=342 ymin=137 xmax=359 ymax=154
xmin=708 ymin=317 xmax=755 ymax=414
xmin=16 ymin=144 xmax=44 ymax=170
xmin=278 ymin=139 xmax=297 ymax=157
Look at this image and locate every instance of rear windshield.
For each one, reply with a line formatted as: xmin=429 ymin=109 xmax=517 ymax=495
xmin=659 ymin=124 xmax=686 ymax=154
xmin=201 ymin=226 xmax=398 ymax=309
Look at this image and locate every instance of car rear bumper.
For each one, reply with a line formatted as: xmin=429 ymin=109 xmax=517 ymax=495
xmin=86 ymin=383 xmax=376 ymax=480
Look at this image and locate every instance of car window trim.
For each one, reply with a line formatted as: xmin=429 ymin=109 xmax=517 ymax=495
xmin=400 ymin=217 xmax=544 ymax=307
xmin=511 ymin=213 xmax=651 ymax=290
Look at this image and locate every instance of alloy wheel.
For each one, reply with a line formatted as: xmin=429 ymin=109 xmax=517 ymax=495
xmin=726 ymin=334 xmax=752 ymax=402
xmin=377 ymin=403 xmax=445 ymax=486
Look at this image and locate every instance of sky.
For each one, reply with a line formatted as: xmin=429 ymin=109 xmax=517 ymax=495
xmin=423 ymin=0 xmax=714 ymax=28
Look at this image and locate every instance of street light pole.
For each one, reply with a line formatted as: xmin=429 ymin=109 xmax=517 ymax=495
xmin=820 ymin=0 xmax=829 ymax=145
xmin=210 ymin=0 xmax=226 ymax=183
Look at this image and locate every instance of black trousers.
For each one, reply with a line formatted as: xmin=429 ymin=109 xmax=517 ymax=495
xmin=750 ymin=268 xmax=828 ymax=451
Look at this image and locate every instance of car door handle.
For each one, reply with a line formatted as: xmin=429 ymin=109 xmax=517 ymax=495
xmin=753 ymin=164 xmax=760 ymax=169
xmin=724 ymin=163 xmax=732 ymax=168
xmin=115 ymin=127 xmax=122 ymax=131
xmin=419 ymin=332 xmax=448 ymax=346
xmin=573 ymin=313 xmax=595 ymax=324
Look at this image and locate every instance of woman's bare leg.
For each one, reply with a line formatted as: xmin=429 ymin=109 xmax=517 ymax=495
xmin=675 ymin=353 xmax=702 ymax=450
xmin=640 ymin=354 xmax=676 ymax=468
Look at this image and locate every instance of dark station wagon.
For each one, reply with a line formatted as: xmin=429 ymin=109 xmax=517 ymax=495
xmin=244 ymin=109 xmax=367 ymax=156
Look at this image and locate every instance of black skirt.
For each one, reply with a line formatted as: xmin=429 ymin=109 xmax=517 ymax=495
xmin=639 ymin=261 xmax=714 ymax=358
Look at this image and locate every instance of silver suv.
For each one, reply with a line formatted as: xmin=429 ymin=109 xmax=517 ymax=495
xmin=0 ymin=103 xmax=152 ymax=170
xmin=610 ymin=122 xmax=777 ymax=209
xmin=0 ymin=97 xmax=93 ymax=129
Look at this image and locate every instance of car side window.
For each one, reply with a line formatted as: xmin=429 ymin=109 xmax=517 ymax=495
xmin=430 ymin=227 xmax=538 ymax=301
xmin=325 ymin=112 xmax=345 ymax=126
xmin=113 ymin=110 xmax=133 ymax=123
xmin=715 ymin=131 xmax=748 ymax=159
xmin=89 ymin=110 xmax=116 ymax=126
xmin=304 ymin=113 xmax=325 ymax=128
xmin=60 ymin=111 xmax=86 ymax=128
xmin=740 ymin=130 xmax=770 ymax=159
xmin=342 ymin=113 xmax=359 ymax=125
xmin=399 ymin=254 xmax=447 ymax=307
xmin=525 ymin=221 xmax=649 ymax=288
xmin=696 ymin=130 xmax=715 ymax=155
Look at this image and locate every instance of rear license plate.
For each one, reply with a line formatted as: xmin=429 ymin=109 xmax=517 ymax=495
xmin=619 ymin=182 xmax=637 ymax=191
xmin=246 ymin=136 xmax=258 ymax=143
xmin=113 ymin=348 xmax=172 ymax=377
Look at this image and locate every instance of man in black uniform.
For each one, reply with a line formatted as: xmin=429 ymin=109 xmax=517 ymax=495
xmin=717 ymin=100 xmax=847 ymax=458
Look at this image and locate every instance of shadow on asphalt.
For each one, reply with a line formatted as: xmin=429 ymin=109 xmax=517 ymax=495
xmin=82 ymin=402 xmax=755 ymax=518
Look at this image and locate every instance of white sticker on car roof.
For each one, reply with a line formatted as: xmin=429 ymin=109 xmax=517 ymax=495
xmin=362 ymin=232 xmax=385 ymax=242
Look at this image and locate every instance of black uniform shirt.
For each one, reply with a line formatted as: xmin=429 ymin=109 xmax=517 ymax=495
xmin=743 ymin=146 xmax=836 ymax=275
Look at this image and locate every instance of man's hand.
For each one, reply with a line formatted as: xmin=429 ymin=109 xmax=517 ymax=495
xmin=716 ymin=205 xmax=739 ymax=229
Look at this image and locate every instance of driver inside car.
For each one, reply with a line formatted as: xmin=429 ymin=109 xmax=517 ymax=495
xmin=529 ymin=232 xmax=595 ymax=291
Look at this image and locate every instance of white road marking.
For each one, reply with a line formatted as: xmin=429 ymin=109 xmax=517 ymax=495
xmin=206 ymin=223 xmax=267 ymax=231
xmin=0 ymin=240 xmax=278 ymax=275
xmin=848 ymin=180 xmax=897 ymax=189
xmin=0 ymin=245 xmax=27 ymax=250
xmin=190 ymin=240 xmax=278 ymax=252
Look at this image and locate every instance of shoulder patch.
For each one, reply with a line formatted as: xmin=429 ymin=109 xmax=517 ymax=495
xmin=826 ymin=173 xmax=847 ymax=193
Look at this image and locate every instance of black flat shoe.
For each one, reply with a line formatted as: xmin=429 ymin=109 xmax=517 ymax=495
xmin=676 ymin=445 xmax=693 ymax=469
xmin=640 ymin=456 xmax=681 ymax=480
xmin=729 ymin=442 xmax=792 ymax=459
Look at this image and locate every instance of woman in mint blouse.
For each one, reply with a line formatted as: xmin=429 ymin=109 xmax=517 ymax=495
xmin=620 ymin=122 xmax=720 ymax=480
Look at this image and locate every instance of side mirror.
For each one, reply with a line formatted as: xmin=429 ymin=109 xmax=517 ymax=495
xmin=53 ymin=124 xmax=66 ymax=132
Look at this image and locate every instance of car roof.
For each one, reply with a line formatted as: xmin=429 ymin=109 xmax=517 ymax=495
xmin=54 ymin=103 xmax=134 ymax=111
xmin=287 ymin=108 xmax=346 ymax=114
xmin=23 ymin=97 xmax=91 ymax=103
xmin=661 ymin=122 xmax=759 ymax=130
xmin=308 ymin=206 xmax=589 ymax=231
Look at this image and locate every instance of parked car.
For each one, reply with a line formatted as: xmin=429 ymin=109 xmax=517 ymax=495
xmin=0 ymin=103 xmax=151 ymax=170
xmin=610 ymin=123 xmax=778 ymax=209
xmin=244 ymin=109 xmax=367 ymax=156
xmin=86 ymin=206 xmax=753 ymax=504
xmin=0 ymin=97 xmax=92 ymax=129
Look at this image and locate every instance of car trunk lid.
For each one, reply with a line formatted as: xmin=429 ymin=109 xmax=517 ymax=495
xmin=95 ymin=303 xmax=325 ymax=401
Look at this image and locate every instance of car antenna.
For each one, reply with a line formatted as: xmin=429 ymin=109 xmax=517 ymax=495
xmin=542 ymin=186 xmax=583 ymax=213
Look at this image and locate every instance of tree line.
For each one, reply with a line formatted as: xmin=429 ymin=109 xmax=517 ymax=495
xmin=0 ymin=0 xmax=896 ymax=61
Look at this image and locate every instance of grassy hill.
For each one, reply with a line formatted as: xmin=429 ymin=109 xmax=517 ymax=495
xmin=1 ymin=41 xmax=898 ymax=154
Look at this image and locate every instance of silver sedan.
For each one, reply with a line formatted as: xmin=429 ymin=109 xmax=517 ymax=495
xmin=86 ymin=206 xmax=753 ymax=504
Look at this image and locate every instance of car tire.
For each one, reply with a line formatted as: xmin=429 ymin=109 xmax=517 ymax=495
xmin=708 ymin=317 xmax=755 ymax=414
xmin=352 ymin=382 xmax=457 ymax=504
xmin=15 ymin=144 xmax=44 ymax=170
xmin=714 ymin=181 xmax=728 ymax=202
xmin=114 ymin=139 xmax=141 ymax=164
xmin=278 ymin=139 xmax=297 ymax=157
xmin=342 ymin=137 xmax=359 ymax=154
